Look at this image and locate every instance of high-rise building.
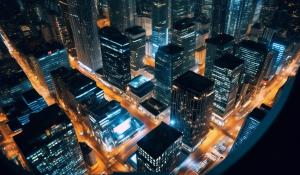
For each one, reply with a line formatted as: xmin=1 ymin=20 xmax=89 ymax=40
xmin=31 ymin=43 xmax=69 ymax=92
xmin=211 ymin=54 xmax=244 ymax=125
xmin=108 ymin=0 xmax=136 ymax=32
xmin=68 ymin=0 xmax=102 ymax=70
xmin=99 ymin=27 xmax=131 ymax=90
xmin=225 ymin=0 xmax=254 ymax=40
xmin=0 ymin=58 xmax=32 ymax=106
xmin=231 ymin=107 xmax=267 ymax=152
xmin=260 ymin=0 xmax=278 ymax=26
xmin=271 ymin=39 xmax=287 ymax=74
xmin=194 ymin=0 xmax=213 ymax=18
xmin=259 ymin=27 xmax=278 ymax=46
xmin=19 ymin=39 xmax=70 ymax=92
xmin=210 ymin=0 xmax=229 ymax=37
xmin=171 ymin=71 xmax=214 ymax=151
xmin=151 ymin=0 xmax=169 ymax=57
xmin=137 ymin=122 xmax=182 ymax=172
xmin=237 ymin=40 xmax=268 ymax=86
xmin=262 ymin=50 xmax=278 ymax=81
xmin=171 ymin=0 xmax=189 ymax=25
xmin=51 ymin=67 xmax=100 ymax=103
xmin=13 ymin=105 xmax=87 ymax=174
xmin=252 ymin=0 xmax=264 ymax=24
xmin=57 ymin=0 xmax=75 ymax=50
xmin=21 ymin=89 xmax=47 ymax=113
xmin=125 ymin=26 xmax=146 ymax=71
xmin=205 ymin=34 xmax=234 ymax=79
xmin=172 ymin=18 xmax=196 ymax=71
xmin=154 ymin=44 xmax=185 ymax=105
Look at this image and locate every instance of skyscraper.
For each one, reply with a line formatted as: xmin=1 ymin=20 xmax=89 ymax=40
xmin=99 ymin=27 xmax=131 ymax=90
xmin=151 ymin=0 xmax=169 ymax=57
xmin=108 ymin=0 xmax=135 ymax=32
xmin=125 ymin=26 xmax=146 ymax=71
xmin=211 ymin=54 xmax=244 ymax=126
xmin=31 ymin=42 xmax=69 ymax=92
xmin=210 ymin=0 xmax=229 ymax=37
xmin=225 ymin=0 xmax=254 ymax=40
xmin=68 ymin=0 xmax=102 ymax=70
xmin=271 ymin=39 xmax=287 ymax=74
xmin=14 ymin=105 xmax=87 ymax=174
xmin=231 ymin=107 xmax=267 ymax=152
xmin=171 ymin=0 xmax=189 ymax=25
xmin=171 ymin=71 xmax=214 ymax=152
xmin=137 ymin=122 xmax=182 ymax=172
xmin=172 ymin=18 xmax=196 ymax=71
xmin=237 ymin=40 xmax=268 ymax=86
xmin=154 ymin=44 xmax=185 ymax=105
xmin=194 ymin=0 xmax=213 ymax=19
xmin=205 ymin=34 xmax=234 ymax=79
xmin=210 ymin=0 xmax=254 ymax=40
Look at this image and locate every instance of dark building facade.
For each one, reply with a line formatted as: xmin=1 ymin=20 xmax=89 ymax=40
xmin=171 ymin=0 xmax=190 ymax=25
xmin=99 ymin=27 xmax=131 ymax=90
xmin=137 ymin=122 xmax=182 ymax=172
xmin=231 ymin=107 xmax=267 ymax=152
xmin=154 ymin=44 xmax=185 ymax=105
xmin=13 ymin=105 xmax=87 ymax=175
xmin=125 ymin=26 xmax=146 ymax=71
xmin=172 ymin=18 xmax=196 ymax=71
xmin=210 ymin=0 xmax=229 ymax=37
xmin=68 ymin=0 xmax=102 ymax=70
xmin=108 ymin=0 xmax=135 ymax=32
xmin=171 ymin=71 xmax=214 ymax=152
xmin=151 ymin=0 xmax=169 ymax=57
xmin=31 ymin=43 xmax=69 ymax=92
xmin=211 ymin=54 xmax=244 ymax=125
xmin=205 ymin=34 xmax=234 ymax=79
xmin=237 ymin=40 xmax=268 ymax=86
xmin=225 ymin=0 xmax=254 ymax=40
xmin=210 ymin=0 xmax=254 ymax=40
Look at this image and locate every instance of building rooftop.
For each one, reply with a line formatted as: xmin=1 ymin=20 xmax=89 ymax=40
xmin=88 ymin=100 xmax=121 ymax=122
xmin=18 ymin=38 xmax=64 ymax=58
xmin=140 ymin=97 xmax=167 ymax=116
xmin=173 ymin=18 xmax=195 ymax=31
xmin=137 ymin=122 xmax=182 ymax=159
xmin=239 ymin=40 xmax=268 ymax=54
xmin=206 ymin=34 xmax=234 ymax=46
xmin=99 ymin=26 xmax=129 ymax=45
xmin=51 ymin=67 xmax=97 ymax=98
xmin=249 ymin=108 xmax=267 ymax=122
xmin=125 ymin=26 xmax=146 ymax=35
xmin=158 ymin=44 xmax=184 ymax=56
xmin=214 ymin=54 xmax=244 ymax=70
xmin=128 ymin=75 xmax=154 ymax=98
xmin=21 ymin=89 xmax=41 ymax=104
xmin=13 ymin=105 xmax=69 ymax=156
xmin=173 ymin=71 xmax=214 ymax=96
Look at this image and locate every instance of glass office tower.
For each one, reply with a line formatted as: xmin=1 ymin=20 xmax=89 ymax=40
xmin=68 ymin=0 xmax=102 ymax=70
xmin=154 ymin=44 xmax=185 ymax=105
xmin=151 ymin=0 xmax=169 ymax=57
xmin=14 ymin=105 xmax=87 ymax=175
xmin=99 ymin=27 xmax=131 ymax=90
xmin=171 ymin=71 xmax=214 ymax=152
